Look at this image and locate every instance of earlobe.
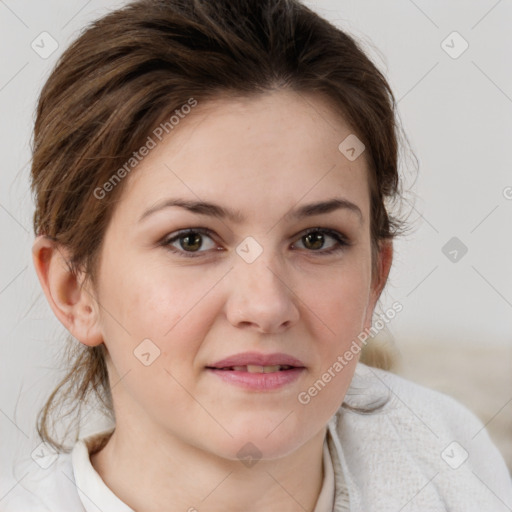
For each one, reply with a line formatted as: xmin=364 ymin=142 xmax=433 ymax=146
xmin=32 ymin=235 xmax=103 ymax=347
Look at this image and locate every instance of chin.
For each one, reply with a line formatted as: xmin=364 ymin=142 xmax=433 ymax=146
xmin=212 ymin=419 xmax=315 ymax=463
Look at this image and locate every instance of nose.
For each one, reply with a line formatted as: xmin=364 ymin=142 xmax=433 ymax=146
xmin=224 ymin=246 xmax=300 ymax=334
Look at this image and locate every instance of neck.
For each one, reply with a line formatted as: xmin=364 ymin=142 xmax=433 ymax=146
xmin=90 ymin=422 xmax=326 ymax=512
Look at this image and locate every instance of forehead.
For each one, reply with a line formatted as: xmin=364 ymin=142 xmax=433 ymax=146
xmin=114 ymin=89 xmax=370 ymax=226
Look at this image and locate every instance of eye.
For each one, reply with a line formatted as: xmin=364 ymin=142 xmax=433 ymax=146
xmin=161 ymin=228 xmax=218 ymax=258
xmin=160 ymin=227 xmax=350 ymax=259
xmin=292 ymin=228 xmax=350 ymax=256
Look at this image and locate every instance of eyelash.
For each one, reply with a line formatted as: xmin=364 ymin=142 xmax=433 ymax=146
xmin=160 ymin=227 xmax=351 ymax=259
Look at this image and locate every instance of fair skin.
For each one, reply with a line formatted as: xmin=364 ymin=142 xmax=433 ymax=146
xmin=33 ymin=90 xmax=392 ymax=512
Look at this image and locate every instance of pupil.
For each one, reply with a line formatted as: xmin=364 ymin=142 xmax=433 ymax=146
xmin=305 ymin=232 xmax=323 ymax=250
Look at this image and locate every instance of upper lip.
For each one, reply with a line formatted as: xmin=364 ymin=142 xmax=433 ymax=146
xmin=207 ymin=352 xmax=306 ymax=368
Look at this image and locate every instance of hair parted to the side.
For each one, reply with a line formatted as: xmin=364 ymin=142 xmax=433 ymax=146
xmin=31 ymin=0 xmax=416 ymax=453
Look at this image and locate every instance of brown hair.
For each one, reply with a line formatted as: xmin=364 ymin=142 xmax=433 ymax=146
xmin=31 ymin=0 xmax=415 ymax=453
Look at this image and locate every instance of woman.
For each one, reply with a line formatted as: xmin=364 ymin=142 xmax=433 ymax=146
xmin=2 ymin=0 xmax=511 ymax=510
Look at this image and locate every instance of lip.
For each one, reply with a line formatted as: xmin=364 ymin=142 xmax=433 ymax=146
xmin=207 ymin=367 xmax=305 ymax=390
xmin=208 ymin=351 xmax=306 ymax=369
xmin=206 ymin=352 xmax=306 ymax=391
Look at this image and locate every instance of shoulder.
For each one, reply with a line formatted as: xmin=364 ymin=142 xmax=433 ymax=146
xmin=343 ymin=362 xmax=487 ymax=435
xmin=0 ymin=474 xmax=49 ymax=512
xmin=331 ymin=362 xmax=512 ymax=510
xmin=0 ymin=446 xmax=84 ymax=512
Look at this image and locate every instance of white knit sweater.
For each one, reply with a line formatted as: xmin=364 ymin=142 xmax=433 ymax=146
xmin=327 ymin=363 xmax=512 ymax=510
xmin=1 ymin=362 xmax=511 ymax=511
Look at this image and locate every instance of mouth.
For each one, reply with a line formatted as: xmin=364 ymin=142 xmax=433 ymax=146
xmin=205 ymin=352 xmax=306 ymax=390
xmin=206 ymin=364 xmax=298 ymax=373
xmin=207 ymin=351 xmax=306 ymax=370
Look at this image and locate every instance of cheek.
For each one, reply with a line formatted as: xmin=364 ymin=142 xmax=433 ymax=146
xmin=302 ymin=257 xmax=372 ymax=339
xmin=95 ymin=266 xmax=212 ymax=411
xmin=295 ymin=257 xmax=371 ymax=408
xmin=296 ymin=270 xmax=370 ymax=418
xmin=98 ymin=260 xmax=220 ymax=372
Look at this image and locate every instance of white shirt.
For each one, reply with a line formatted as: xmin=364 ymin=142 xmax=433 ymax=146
xmin=1 ymin=362 xmax=511 ymax=511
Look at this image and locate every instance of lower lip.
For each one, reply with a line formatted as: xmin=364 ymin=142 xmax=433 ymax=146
xmin=206 ymin=368 xmax=305 ymax=390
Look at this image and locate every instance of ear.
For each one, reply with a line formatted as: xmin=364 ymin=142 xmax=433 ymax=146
xmin=363 ymin=239 xmax=393 ymax=329
xmin=32 ymin=235 xmax=103 ymax=347
xmin=372 ymin=239 xmax=393 ymax=303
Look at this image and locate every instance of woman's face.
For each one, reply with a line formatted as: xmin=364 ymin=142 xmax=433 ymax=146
xmin=90 ymin=90 xmax=387 ymax=461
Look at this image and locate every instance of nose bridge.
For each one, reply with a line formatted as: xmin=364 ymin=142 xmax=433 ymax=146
xmin=226 ymin=234 xmax=299 ymax=332
xmin=234 ymin=234 xmax=288 ymax=295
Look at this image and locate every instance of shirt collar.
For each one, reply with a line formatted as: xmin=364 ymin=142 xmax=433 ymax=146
xmin=72 ymin=430 xmax=134 ymax=512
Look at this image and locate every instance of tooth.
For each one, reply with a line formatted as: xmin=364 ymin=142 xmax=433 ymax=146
xmin=262 ymin=365 xmax=281 ymax=373
xmin=232 ymin=366 xmax=246 ymax=371
xmin=246 ymin=365 xmax=264 ymax=373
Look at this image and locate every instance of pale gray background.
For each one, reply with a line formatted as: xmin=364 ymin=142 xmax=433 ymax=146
xmin=1 ymin=0 xmax=511 ymax=489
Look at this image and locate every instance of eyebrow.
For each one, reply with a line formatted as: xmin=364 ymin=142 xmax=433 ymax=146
xmin=138 ymin=197 xmax=363 ymax=225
